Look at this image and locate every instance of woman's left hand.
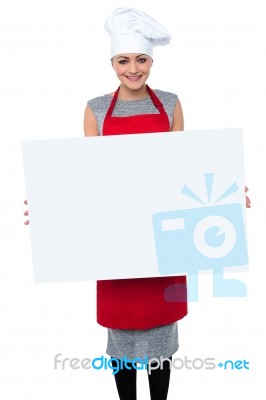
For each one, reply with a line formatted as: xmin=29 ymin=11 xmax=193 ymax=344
xmin=245 ymin=186 xmax=251 ymax=208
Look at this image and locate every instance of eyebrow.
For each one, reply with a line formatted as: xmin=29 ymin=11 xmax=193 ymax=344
xmin=116 ymin=54 xmax=146 ymax=59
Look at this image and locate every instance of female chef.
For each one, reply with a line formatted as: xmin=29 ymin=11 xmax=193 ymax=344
xmin=24 ymin=6 xmax=251 ymax=400
xmin=84 ymin=8 xmax=187 ymax=400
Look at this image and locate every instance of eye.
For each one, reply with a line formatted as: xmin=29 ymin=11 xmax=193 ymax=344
xmin=118 ymin=60 xmax=128 ymax=65
xmin=137 ymin=58 xmax=147 ymax=63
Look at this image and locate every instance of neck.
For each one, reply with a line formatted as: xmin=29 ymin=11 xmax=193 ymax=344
xmin=117 ymin=84 xmax=149 ymax=100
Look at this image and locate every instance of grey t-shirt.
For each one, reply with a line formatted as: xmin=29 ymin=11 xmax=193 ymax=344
xmin=87 ymin=89 xmax=179 ymax=135
xmin=87 ymin=88 xmax=180 ymax=361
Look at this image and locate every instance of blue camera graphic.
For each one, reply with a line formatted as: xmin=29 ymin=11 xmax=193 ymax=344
xmin=152 ymin=173 xmax=248 ymax=299
xmin=152 ymin=203 xmax=248 ymax=275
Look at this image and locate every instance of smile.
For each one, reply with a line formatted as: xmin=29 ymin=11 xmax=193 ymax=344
xmin=125 ymin=76 xmax=142 ymax=81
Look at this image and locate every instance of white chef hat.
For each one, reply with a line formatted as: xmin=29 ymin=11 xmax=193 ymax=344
xmin=104 ymin=7 xmax=171 ymax=58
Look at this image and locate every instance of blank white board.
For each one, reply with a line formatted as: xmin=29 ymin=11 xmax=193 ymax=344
xmin=22 ymin=128 xmax=248 ymax=283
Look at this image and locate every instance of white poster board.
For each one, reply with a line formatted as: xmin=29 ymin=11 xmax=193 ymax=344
xmin=22 ymin=128 xmax=248 ymax=283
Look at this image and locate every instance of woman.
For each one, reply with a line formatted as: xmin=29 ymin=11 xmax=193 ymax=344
xmin=23 ymin=7 xmax=251 ymax=400
xmin=84 ymin=8 xmax=188 ymax=400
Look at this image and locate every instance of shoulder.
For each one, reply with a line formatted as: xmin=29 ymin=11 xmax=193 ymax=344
xmin=87 ymin=93 xmax=112 ymax=111
xmin=153 ymin=89 xmax=179 ymax=104
xmin=153 ymin=89 xmax=183 ymax=131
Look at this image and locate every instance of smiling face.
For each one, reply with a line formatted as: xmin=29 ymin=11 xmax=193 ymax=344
xmin=111 ymin=53 xmax=153 ymax=98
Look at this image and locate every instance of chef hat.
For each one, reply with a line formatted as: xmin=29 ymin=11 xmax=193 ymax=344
xmin=104 ymin=7 xmax=171 ymax=58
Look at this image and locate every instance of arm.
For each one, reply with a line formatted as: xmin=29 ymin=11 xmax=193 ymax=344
xmin=171 ymin=100 xmax=184 ymax=132
xmin=83 ymin=105 xmax=99 ymax=136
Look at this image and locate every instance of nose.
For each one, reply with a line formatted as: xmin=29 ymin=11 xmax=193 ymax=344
xmin=128 ymin=61 xmax=139 ymax=74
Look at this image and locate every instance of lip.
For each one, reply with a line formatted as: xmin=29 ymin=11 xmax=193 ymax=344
xmin=125 ymin=75 xmax=142 ymax=81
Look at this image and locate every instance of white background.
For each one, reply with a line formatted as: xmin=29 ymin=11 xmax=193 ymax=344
xmin=0 ymin=0 xmax=265 ymax=398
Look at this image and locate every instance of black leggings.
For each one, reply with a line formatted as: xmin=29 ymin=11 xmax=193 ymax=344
xmin=111 ymin=356 xmax=172 ymax=400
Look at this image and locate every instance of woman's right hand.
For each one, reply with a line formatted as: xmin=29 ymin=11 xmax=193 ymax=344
xmin=24 ymin=200 xmax=29 ymax=225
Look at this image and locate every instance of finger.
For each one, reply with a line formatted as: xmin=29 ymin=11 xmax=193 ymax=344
xmin=24 ymin=220 xmax=29 ymax=225
xmin=24 ymin=210 xmax=29 ymax=216
xmin=24 ymin=200 xmax=28 ymax=205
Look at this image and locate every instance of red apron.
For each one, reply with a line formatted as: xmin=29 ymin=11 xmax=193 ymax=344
xmin=97 ymin=84 xmax=188 ymax=329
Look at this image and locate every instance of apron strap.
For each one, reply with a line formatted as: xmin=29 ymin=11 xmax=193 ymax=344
xmin=105 ymin=86 xmax=120 ymax=117
xmin=146 ymin=85 xmax=165 ymax=110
